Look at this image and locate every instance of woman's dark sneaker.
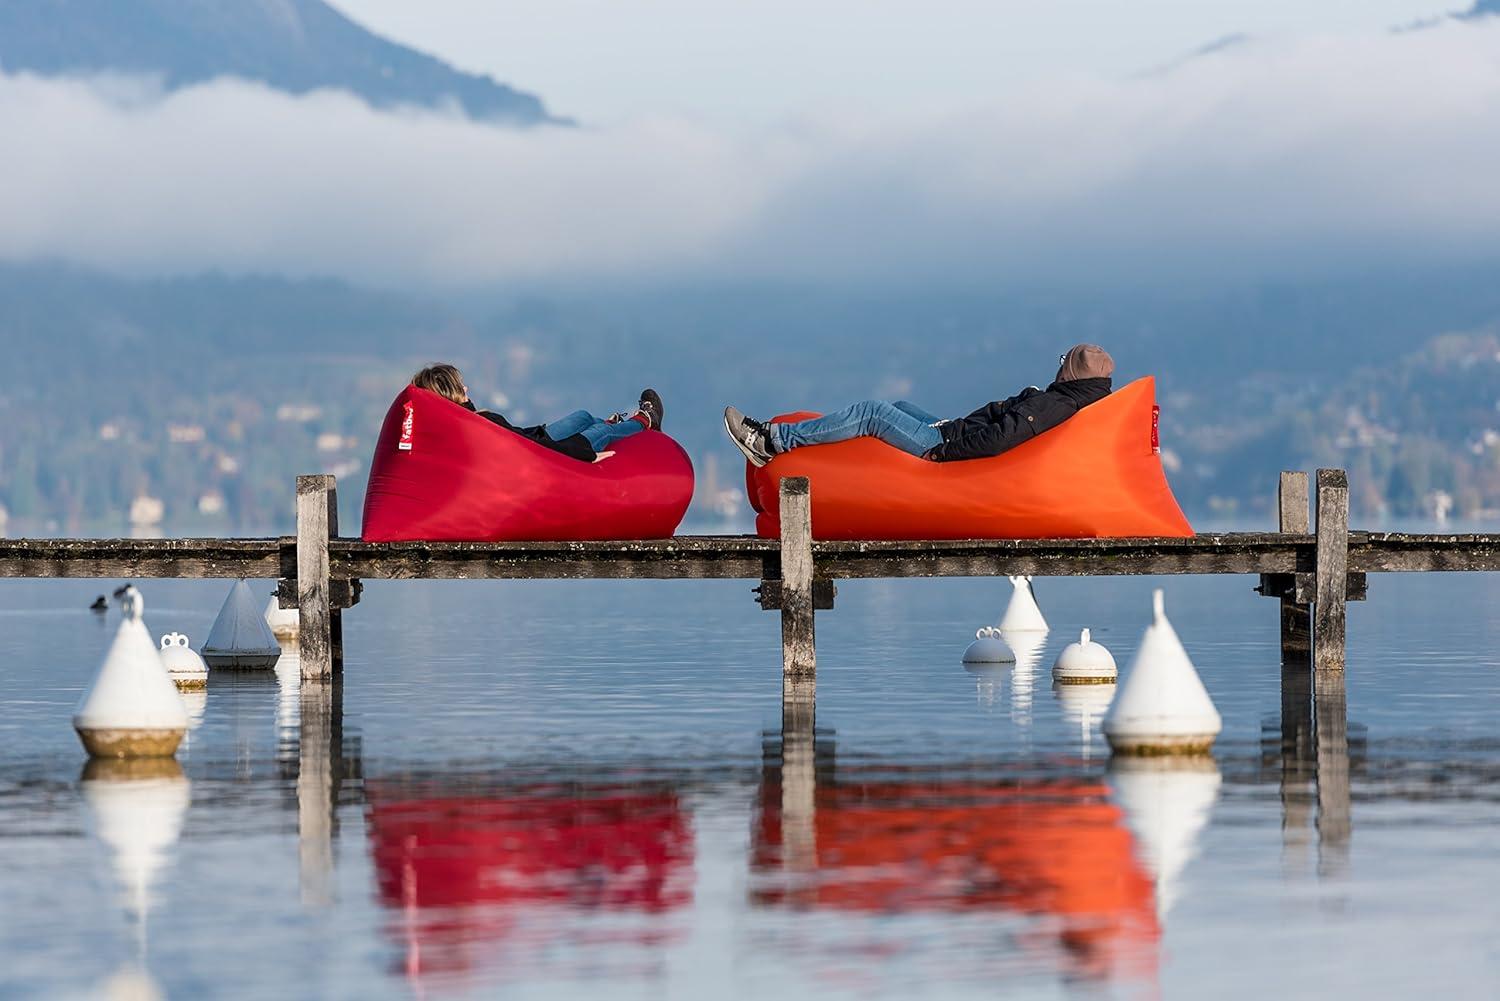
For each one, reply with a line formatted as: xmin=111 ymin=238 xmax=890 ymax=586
xmin=636 ymin=389 xmax=664 ymax=431
xmin=724 ymin=406 xmax=774 ymax=467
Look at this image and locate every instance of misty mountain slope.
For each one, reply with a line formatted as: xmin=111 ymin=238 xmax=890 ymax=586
xmin=1463 ymin=0 xmax=1500 ymax=17
xmin=0 ymin=0 xmax=563 ymax=124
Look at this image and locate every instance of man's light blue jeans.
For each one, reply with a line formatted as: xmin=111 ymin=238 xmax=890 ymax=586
xmin=545 ymin=410 xmax=644 ymax=452
xmin=768 ymin=400 xmax=945 ymax=458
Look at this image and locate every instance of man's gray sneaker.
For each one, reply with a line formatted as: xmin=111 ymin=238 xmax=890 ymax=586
xmin=724 ymin=406 xmax=774 ymax=467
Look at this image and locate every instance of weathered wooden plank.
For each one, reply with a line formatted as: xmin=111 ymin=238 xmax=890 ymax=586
xmin=0 ymin=538 xmax=284 ymax=579
xmin=297 ymin=476 xmax=336 ymax=681
xmin=1314 ymin=469 xmax=1349 ymax=678
xmin=780 ymin=477 xmax=816 ymax=681
xmin=1349 ymin=536 xmax=1500 ymax=572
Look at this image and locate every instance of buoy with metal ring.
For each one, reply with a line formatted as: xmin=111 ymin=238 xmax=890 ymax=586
xmin=158 ymin=632 xmax=208 ymax=689
xmin=963 ymin=626 xmax=1016 ymax=665
xmin=1052 ymin=628 xmax=1118 ymax=684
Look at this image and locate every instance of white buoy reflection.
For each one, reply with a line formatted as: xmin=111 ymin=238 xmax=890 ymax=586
xmin=1054 ymin=681 xmax=1116 ymax=759
xmin=1002 ymin=630 xmax=1047 ymax=728
xmin=81 ymin=758 xmax=190 ymax=998
xmin=1109 ymin=756 xmax=1222 ymax=922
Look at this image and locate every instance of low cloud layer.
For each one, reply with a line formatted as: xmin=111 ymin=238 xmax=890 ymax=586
xmin=3 ymin=19 xmax=1500 ymax=290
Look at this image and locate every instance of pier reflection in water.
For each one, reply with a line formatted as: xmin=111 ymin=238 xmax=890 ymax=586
xmin=16 ymin=573 xmax=1492 ymax=999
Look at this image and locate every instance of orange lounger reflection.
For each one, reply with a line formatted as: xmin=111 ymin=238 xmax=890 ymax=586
xmin=752 ymin=773 xmax=1159 ymax=982
xmin=367 ymin=781 xmax=693 ymax=982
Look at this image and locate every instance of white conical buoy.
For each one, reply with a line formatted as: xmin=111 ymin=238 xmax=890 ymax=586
xmin=1103 ymin=590 xmax=1222 ymax=756
xmin=74 ymin=587 xmax=190 ymax=759
xmin=963 ymin=626 xmax=1015 ymax=665
xmin=157 ymin=633 xmax=207 ymax=690
xmin=997 ymin=575 xmax=1048 ymax=632
xmin=264 ymin=593 xmax=299 ymax=644
xmin=1109 ymin=756 xmax=1221 ymax=920
xmin=201 ymin=580 xmax=281 ymax=670
xmin=1052 ymin=628 xmax=1118 ymax=684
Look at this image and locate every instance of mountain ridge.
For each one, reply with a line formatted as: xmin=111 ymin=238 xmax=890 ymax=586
xmin=0 ymin=0 xmax=565 ymax=125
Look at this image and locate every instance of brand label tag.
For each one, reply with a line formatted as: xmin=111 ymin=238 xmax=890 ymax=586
xmin=1150 ymin=404 xmax=1161 ymax=454
xmin=398 ymin=401 xmax=415 ymax=451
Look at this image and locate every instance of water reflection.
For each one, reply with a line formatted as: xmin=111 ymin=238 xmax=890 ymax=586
xmin=80 ymin=757 xmax=190 ymax=1000
xmin=364 ymin=772 xmax=694 ymax=986
xmin=1052 ymin=681 xmax=1115 ymax=760
xmin=751 ymin=735 xmax=1160 ymax=985
xmin=1107 ymin=757 xmax=1221 ymax=921
xmin=1004 ymin=631 xmax=1047 ymax=729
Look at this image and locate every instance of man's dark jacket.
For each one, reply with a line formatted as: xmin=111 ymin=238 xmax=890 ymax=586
xmin=462 ymin=401 xmax=596 ymax=462
xmin=929 ymin=377 xmax=1112 ymax=462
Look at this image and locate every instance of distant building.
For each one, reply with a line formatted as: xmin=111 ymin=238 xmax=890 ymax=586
xmin=129 ymin=495 xmax=165 ymax=528
xmin=276 ymin=403 xmax=323 ymax=423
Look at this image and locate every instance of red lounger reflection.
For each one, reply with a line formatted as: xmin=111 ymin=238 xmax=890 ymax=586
xmin=362 ymin=386 xmax=695 ymax=542
xmin=367 ymin=781 xmax=693 ymax=981
xmin=752 ymin=773 xmax=1159 ymax=983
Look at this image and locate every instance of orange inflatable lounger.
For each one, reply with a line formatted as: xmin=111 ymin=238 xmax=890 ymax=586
xmin=744 ymin=377 xmax=1192 ymax=540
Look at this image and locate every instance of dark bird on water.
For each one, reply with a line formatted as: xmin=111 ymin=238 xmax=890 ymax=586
xmin=89 ymin=595 xmax=108 ymax=612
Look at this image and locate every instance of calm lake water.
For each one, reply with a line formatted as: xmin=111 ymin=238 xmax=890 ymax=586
xmin=2 ymin=570 xmax=1499 ymax=999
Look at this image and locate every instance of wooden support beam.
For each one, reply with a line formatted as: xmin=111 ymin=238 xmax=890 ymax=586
xmin=755 ymin=578 xmax=836 ymax=611
xmin=779 ymin=477 xmax=816 ymax=683
xmin=1314 ymin=469 xmax=1350 ymax=678
xmin=1258 ymin=572 xmax=1366 ymax=604
xmin=297 ymin=475 xmax=338 ymax=681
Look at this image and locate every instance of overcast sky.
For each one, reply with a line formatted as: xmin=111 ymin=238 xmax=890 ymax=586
xmin=3 ymin=2 xmax=1497 ymax=291
xmin=333 ymin=0 xmax=1462 ymax=123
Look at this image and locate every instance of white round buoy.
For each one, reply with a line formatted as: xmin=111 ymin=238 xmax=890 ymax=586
xmin=74 ymin=588 xmax=190 ymax=759
xmin=1103 ymin=590 xmax=1222 ymax=756
xmin=1052 ymin=628 xmax=1118 ymax=684
xmin=1109 ymin=755 xmax=1222 ymax=919
xmin=201 ymin=580 xmax=282 ymax=670
xmin=264 ymin=593 xmax=299 ymax=644
xmin=963 ymin=627 xmax=1015 ymax=665
xmin=997 ymin=575 xmax=1048 ymax=632
xmin=158 ymin=633 xmax=208 ymax=690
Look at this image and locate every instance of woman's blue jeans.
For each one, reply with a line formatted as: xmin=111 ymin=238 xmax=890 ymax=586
xmin=545 ymin=410 xmax=644 ymax=452
xmin=768 ymin=400 xmax=945 ymax=457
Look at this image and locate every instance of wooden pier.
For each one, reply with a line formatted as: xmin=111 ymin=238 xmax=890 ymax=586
xmin=4 ymin=468 xmax=1500 ymax=716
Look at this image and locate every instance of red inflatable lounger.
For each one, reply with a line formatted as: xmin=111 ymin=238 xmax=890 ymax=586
xmin=745 ymin=377 xmax=1192 ymax=540
xmin=362 ymin=386 xmax=694 ymax=542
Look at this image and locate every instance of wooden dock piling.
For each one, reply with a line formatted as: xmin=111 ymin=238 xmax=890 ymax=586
xmin=1277 ymin=471 xmax=1312 ymax=660
xmin=296 ymin=475 xmax=340 ymax=681
xmin=1313 ymin=469 xmax=1350 ymax=677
